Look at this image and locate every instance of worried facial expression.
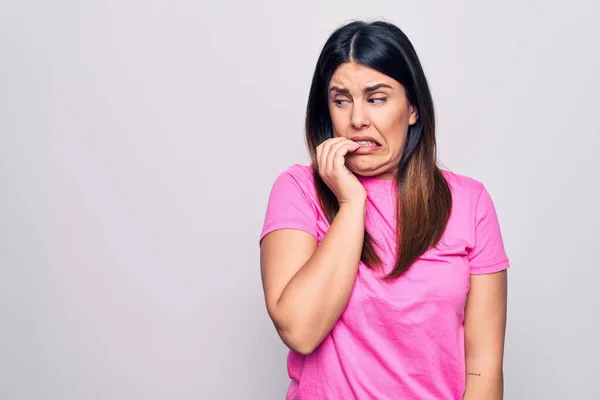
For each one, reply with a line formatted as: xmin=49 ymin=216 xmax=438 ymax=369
xmin=328 ymin=62 xmax=418 ymax=180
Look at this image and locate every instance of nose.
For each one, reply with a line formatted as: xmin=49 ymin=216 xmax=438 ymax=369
xmin=351 ymin=102 xmax=370 ymax=129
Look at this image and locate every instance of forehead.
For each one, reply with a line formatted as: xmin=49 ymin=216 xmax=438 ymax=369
xmin=329 ymin=62 xmax=397 ymax=89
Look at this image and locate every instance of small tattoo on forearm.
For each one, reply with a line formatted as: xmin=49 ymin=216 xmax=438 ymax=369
xmin=468 ymin=372 xmax=481 ymax=376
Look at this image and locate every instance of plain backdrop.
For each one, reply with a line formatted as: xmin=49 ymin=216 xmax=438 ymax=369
xmin=1 ymin=1 xmax=599 ymax=399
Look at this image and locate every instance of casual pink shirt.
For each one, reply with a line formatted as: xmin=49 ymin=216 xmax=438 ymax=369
xmin=259 ymin=164 xmax=510 ymax=400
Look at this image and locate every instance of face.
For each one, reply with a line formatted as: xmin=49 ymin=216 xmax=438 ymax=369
xmin=328 ymin=62 xmax=418 ymax=180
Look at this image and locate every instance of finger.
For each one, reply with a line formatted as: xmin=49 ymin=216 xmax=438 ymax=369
xmin=318 ymin=139 xmax=334 ymax=172
xmin=328 ymin=140 xmax=360 ymax=173
xmin=319 ymin=137 xmax=345 ymax=173
xmin=324 ymin=140 xmax=347 ymax=173
xmin=317 ymin=142 xmax=327 ymax=174
xmin=327 ymin=140 xmax=357 ymax=173
xmin=325 ymin=139 xmax=349 ymax=172
xmin=316 ymin=143 xmax=322 ymax=171
xmin=329 ymin=139 xmax=360 ymax=152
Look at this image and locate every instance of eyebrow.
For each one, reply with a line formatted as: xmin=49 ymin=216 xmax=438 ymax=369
xmin=329 ymin=83 xmax=393 ymax=94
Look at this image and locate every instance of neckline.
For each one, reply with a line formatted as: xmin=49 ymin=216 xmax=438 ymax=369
xmin=357 ymin=174 xmax=396 ymax=193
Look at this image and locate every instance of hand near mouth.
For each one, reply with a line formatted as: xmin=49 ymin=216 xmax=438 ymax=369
xmin=316 ymin=137 xmax=367 ymax=206
xmin=350 ymin=136 xmax=382 ymax=155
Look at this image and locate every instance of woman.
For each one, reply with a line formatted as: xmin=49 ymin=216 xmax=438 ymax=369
xmin=259 ymin=20 xmax=509 ymax=400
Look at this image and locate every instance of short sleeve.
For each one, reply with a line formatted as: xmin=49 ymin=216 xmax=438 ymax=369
xmin=259 ymin=166 xmax=318 ymax=244
xmin=467 ymin=185 xmax=510 ymax=274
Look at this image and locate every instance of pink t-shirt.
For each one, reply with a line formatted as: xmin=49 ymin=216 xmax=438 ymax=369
xmin=259 ymin=164 xmax=510 ymax=400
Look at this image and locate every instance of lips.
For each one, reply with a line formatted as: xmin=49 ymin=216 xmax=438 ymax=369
xmin=350 ymin=136 xmax=381 ymax=146
xmin=349 ymin=135 xmax=382 ymax=155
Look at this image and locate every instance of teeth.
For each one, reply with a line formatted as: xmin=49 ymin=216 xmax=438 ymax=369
xmin=356 ymin=140 xmax=378 ymax=146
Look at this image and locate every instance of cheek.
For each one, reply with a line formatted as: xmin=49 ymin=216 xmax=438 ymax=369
xmin=373 ymin=112 xmax=409 ymax=147
xmin=329 ymin=108 xmax=348 ymax=134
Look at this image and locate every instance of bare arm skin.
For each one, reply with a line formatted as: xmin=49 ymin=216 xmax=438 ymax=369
xmin=260 ymin=138 xmax=366 ymax=355
xmin=260 ymin=200 xmax=365 ymax=354
xmin=462 ymin=270 xmax=508 ymax=400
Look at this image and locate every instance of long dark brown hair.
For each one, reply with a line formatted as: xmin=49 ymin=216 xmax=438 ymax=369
xmin=305 ymin=20 xmax=452 ymax=280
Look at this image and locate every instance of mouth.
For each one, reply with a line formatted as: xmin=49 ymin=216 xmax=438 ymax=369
xmin=349 ymin=136 xmax=382 ymax=155
xmin=351 ymin=136 xmax=381 ymax=147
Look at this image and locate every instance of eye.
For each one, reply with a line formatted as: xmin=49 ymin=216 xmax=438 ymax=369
xmin=332 ymin=99 xmax=349 ymax=107
xmin=368 ymin=97 xmax=387 ymax=104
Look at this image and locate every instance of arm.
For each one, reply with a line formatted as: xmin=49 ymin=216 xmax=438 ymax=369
xmin=260 ymin=199 xmax=365 ymax=355
xmin=462 ymin=270 xmax=508 ymax=400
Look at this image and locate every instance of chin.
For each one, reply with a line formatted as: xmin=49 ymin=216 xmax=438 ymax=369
xmin=347 ymin=162 xmax=380 ymax=176
xmin=348 ymin=159 xmax=397 ymax=179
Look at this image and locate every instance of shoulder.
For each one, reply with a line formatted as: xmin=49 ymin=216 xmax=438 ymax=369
xmin=260 ymin=164 xmax=320 ymax=243
xmin=272 ymin=163 xmax=316 ymax=191
xmin=279 ymin=163 xmax=314 ymax=182
xmin=441 ymin=169 xmax=486 ymax=202
xmin=441 ymin=169 xmax=504 ymax=229
xmin=266 ymin=163 xmax=319 ymax=204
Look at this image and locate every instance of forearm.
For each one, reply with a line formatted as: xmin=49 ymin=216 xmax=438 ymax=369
xmin=274 ymin=200 xmax=366 ymax=354
xmin=462 ymin=359 xmax=503 ymax=400
xmin=462 ymin=270 xmax=507 ymax=400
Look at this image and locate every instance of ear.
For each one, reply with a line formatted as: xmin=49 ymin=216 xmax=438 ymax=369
xmin=408 ymin=105 xmax=419 ymax=125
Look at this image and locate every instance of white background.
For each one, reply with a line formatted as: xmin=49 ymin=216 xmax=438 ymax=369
xmin=1 ymin=1 xmax=599 ymax=399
